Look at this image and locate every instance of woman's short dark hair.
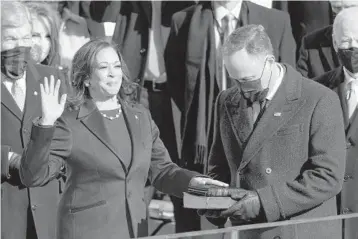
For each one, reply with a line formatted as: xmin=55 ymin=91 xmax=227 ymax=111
xmin=68 ymin=39 xmax=138 ymax=109
xmin=25 ymin=2 xmax=61 ymax=66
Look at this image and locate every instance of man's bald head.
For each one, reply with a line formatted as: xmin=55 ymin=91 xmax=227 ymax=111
xmin=332 ymin=7 xmax=358 ymax=51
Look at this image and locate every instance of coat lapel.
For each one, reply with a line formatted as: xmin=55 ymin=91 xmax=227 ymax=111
xmin=118 ymin=100 xmax=142 ymax=173
xmin=319 ymin=28 xmax=339 ymax=71
xmin=1 ymin=79 xmax=22 ymax=121
xmin=139 ymin=1 xmax=152 ymax=25
xmin=22 ymin=63 xmax=41 ymax=125
xmin=224 ymin=89 xmax=252 ymax=146
xmin=239 ymin=65 xmax=306 ymax=171
xmin=78 ymin=99 xmax=128 ymax=174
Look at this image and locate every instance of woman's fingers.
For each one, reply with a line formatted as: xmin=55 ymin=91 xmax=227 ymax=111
xmin=43 ymin=77 xmax=49 ymax=94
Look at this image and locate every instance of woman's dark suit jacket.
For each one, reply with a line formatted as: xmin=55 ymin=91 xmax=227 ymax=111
xmin=20 ymin=99 xmax=199 ymax=239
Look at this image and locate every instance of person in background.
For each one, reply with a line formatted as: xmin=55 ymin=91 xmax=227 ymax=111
xmin=164 ymin=0 xmax=296 ymax=233
xmin=313 ymin=7 xmax=358 ymax=239
xmin=1 ymin=2 xmax=67 ymax=239
xmin=296 ymin=0 xmax=358 ymax=78
xmin=47 ymin=1 xmax=90 ymax=71
xmin=200 ymin=24 xmax=345 ymax=239
xmin=19 ymin=39 xmax=228 ymax=239
xmin=25 ymin=1 xmax=61 ymax=67
xmin=111 ymin=1 xmax=196 ymax=234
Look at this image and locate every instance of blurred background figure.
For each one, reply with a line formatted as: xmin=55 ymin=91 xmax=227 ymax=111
xmin=314 ymin=7 xmax=358 ymax=239
xmin=297 ymin=0 xmax=358 ymax=78
xmin=25 ymin=2 xmax=61 ymax=67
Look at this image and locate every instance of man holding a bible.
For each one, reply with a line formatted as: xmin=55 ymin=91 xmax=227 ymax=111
xmin=196 ymin=24 xmax=346 ymax=239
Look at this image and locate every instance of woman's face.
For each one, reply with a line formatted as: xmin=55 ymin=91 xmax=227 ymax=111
xmin=87 ymin=47 xmax=123 ymax=100
xmin=30 ymin=16 xmax=51 ymax=63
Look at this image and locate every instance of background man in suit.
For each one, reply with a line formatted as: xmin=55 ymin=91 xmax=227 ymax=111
xmin=314 ymin=7 xmax=358 ymax=239
xmin=200 ymin=24 xmax=346 ymax=239
xmin=296 ymin=0 xmax=358 ymax=78
xmin=111 ymin=1 xmax=195 ymax=234
xmin=165 ymin=0 xmax=296 ymax=232
xmin=1 ymin=2 xmax=66 ymax=239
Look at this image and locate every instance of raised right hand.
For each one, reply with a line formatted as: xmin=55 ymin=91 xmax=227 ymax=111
xmin=39 ymin=75 xmax=67 ymax=126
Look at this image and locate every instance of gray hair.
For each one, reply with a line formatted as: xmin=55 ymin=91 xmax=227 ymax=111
xmin=222 ymin=24 xmax=274 ymax=58
xmin=1 ymin=1 xmax=32 ymax=28
xmin=333 ymin=6 xmax=358 ymax=39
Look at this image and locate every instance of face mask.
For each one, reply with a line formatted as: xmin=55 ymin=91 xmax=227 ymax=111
xmin=337 ymin=47 xmax=358 ymax=74
xmin=1 ymin=46 xmax=31 ymax=80
xmin=239 ymin=59 xmax=272 ymax=103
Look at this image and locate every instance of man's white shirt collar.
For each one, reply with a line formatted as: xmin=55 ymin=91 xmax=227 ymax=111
xmin=2 ymin=71 xmax=27 ymax=94
xmin=213 ymin=2 xmax=242 ymax=28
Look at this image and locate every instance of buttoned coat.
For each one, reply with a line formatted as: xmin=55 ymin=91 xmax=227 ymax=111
xmin=314 ymin=66 xmax=358 ymax=239
xmin=207 ymin=65 xmax=346 ymax=239
xmin=1 ymin=63 xmax=66 ymax=239
xmin=19 ymin=99 xmax=199 ymax=239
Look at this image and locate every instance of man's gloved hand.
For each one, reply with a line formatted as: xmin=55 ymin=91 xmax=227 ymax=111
xmin=198 ymin=188 xmax=264 ymax=223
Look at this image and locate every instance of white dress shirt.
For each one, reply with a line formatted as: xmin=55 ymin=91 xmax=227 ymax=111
xmin=2 ymin=72 xmax=27 ymax=102
xmin=266 ymin=63 xmax=284 ymax=101
xmin=213 ymin=2 xmax=242 ymax=90
xmin=343 ymin=67 xmax=358 ymax=118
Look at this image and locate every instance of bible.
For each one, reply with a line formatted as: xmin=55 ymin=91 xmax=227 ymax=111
xmin=183 ymin=192 xmax=236 ymax=209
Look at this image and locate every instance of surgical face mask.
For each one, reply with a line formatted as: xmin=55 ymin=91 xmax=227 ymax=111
xmin=1 ymin=46 xmax=31 ymax=80
xmin=337 ymin=47 xmax=358 ymax=74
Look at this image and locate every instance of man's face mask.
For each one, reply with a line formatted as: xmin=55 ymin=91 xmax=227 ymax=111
xmin=238 ymin=58 xmax=272 ymax=103
xmin=337 ymin=47 xmax=358 ymax=74
xmin=1 ymin=46 xmax=31 ymax=80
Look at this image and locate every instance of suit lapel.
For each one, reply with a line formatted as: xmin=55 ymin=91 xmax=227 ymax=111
xmin=118 ymin=100 xmax=142 ymax=173
xmin=224 ymin=90 xmax=252 ymax=146
xmin=319 ymin=29 xmax=339 ymax=71
xmin=79 ymin=99 xmax=128 ymax=174
xmin=330 ymin=67 xmax=349 ymax=129
xmin=1 ymin=80 xmax=22 ymax=121
xmin=22 ymin=63 xmax=41 ymax=125
xmin=139 ymin=1 xmax=152 ymax=25
xmin=239 ymin=66 xmax=306 ymax=171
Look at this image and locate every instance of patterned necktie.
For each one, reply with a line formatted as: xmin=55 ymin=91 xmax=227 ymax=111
xmin=346 ymin=81 xmax=357 ymax=119
xmin=11 ymin=80 xmax=25 ymax=112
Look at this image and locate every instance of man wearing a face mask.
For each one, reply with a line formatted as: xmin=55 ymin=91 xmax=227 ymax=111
xmin=199 ymin=24 xmax=346 ymax=239
xmin=1 ymin=2 xmax=68 ymax=239
xmin=297 ymin=0 xmax=358 ymax=79
xmin=314 ymin=7 xmax=358 ymax=239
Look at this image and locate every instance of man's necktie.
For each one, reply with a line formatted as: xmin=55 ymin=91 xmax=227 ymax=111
xmin=242 ymin=89 xmax=269 ymax=125
xmin=11 ymin=80 xmax=25 ymax=112
xmin=346 ymin=81 xmax=357 ymax=119
xmin=220 ymin=14 xmax=235 ymax=90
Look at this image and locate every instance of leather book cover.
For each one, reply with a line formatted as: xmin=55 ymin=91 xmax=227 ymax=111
xmin=183 ymin=192 xmax=236 ymax=209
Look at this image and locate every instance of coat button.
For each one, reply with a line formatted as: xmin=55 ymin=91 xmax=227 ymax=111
xmin=346 ymin=142 xmax=352 ymax=149
xmin=140 ymin=48 xmax=146 ymax=54
xmin=31 ymin=204 xmax=37 ymax=211
xmin=265 ymin=168 xmax=272 ymax=174
xmin=342 ymin=208 xmax=351 ymax=214
xmin=127 ymin=191 xmax=132 ymax=198
xmin=344 ymin=175 xmax=352 ymax=182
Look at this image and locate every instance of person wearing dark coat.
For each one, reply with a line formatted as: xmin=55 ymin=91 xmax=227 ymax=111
xmin=164 ymin=0 xmax=296 ymax=232
xmin=200 ymin=24 xmax=345 ymax=239
xmin=1 ymin=2 xmax=66 ymax=239
xmin=313 ymin=7 xmax=358 ymax=239
xmin=296 ymin=0 xmax=358 ymax=79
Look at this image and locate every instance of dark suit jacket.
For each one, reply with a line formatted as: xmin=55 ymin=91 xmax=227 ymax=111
xmin=314 ymin=67 xmax=358 ymax=239
xmin=1 ymin=63 xmax=66 ymax=239
xmin=165 ymin=1 xmax=296 ymax=169
xmin=112 ymin=1 xmax=195 ymax=84
xmin=19 ymin=99 xmax=200 ymax=239
xmin=207 ymin=65 xmax=345 ymax=239
xmin=281 ymin=1 xmax=333 ymax=55
xmin=297 ymin=25 xmax=340 ymax=79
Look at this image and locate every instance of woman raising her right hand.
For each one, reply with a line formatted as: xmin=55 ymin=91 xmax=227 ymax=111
xmin=19 ymin=39 xmax=227 ymax=239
